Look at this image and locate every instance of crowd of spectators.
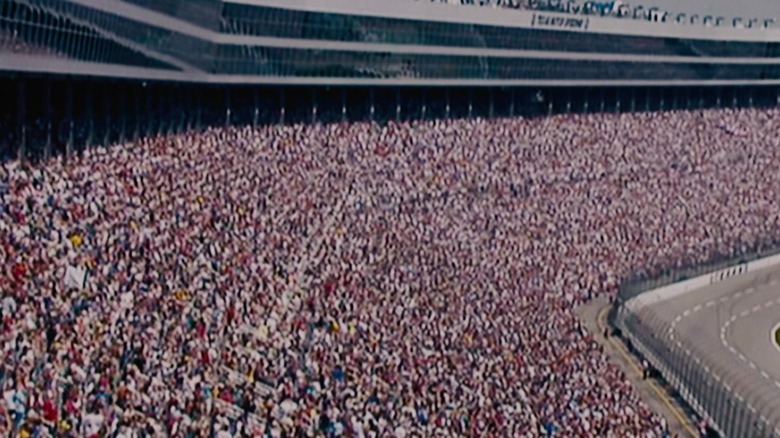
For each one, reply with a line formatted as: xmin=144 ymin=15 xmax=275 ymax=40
xmin=2 ymin=107 xmax=780 ymax=437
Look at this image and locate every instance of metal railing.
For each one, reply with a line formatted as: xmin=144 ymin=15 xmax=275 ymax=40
xmin=610 ymin=239 xmax=780 ymax=438
xmin=613 ymin=239 xmax=780 ymax=307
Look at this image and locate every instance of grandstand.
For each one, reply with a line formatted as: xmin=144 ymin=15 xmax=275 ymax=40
xmin=3 ymin=0 xmax=780 ymax=436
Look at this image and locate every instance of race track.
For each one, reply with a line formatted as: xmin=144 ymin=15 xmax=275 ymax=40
xmin=640 ymin=264 xmax=780 ymax=437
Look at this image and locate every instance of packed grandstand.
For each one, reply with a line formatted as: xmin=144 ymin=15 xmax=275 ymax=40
xmin=6 ymin=0 xmax=780 ymax=435
xmin=2 ymin=106 xmax=780 ymax=436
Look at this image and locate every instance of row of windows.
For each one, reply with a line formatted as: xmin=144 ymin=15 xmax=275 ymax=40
xmin=119 ymin=0 xmax=222 ymax=31
xmin=5 ymin=0 xmax=780 ymax=81
xmin=212 ymin=46 xmax=780 ymax=80
xmin=220 ymin=4 xmax=777 ymax=59
xmin=0 ymin=0 xmax=177 ymax=69
xmin=21 ymin=0 xmax=210 ymax=70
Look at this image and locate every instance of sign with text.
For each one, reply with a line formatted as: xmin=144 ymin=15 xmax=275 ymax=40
xmin=532 ymin=13 xmax=590 ymax=29
xmin=709 ymin=263 xmax=748 ymax=285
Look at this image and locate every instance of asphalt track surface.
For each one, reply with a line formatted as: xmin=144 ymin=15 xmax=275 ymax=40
xmin=642 ymin=264 xmax=780 ymax=436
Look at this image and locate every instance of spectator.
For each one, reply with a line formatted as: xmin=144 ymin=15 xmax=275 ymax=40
xmin=1 ymin=107 xmax=778 ymax=436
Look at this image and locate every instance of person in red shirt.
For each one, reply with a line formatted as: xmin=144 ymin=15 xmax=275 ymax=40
xmin=42 ymin=397 xmax=57 ymax=424
xmin=11 ymin=262 xmax=26 ymax=283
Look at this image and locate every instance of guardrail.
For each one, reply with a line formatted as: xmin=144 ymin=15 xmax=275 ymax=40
xmin=610 ymin=240 xmax=780 ymax=438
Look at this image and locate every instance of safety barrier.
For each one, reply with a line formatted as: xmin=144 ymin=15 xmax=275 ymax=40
xmin=610 ymin=241 xmax=780 ymax=438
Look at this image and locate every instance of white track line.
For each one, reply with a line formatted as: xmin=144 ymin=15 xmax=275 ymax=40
xmin=667 ymin=281 xmax=780 ymax=433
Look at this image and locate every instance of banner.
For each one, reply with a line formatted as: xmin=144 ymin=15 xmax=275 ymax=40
xmin=64 ymin=265 xmax=88 ymax=290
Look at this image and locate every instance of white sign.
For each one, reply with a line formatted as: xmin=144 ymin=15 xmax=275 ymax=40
xmin=64 ymin=265 xmax=88 ymax=290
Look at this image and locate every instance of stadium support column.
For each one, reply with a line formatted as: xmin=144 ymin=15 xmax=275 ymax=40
xmin=185 ymin=86 xmax=194 ymax=132
xmin=445 ymin=90 xmax=451 ymax=119
xmin=44 ymin=80 xmax=52 ymax=160
xmin=86 ymin=86 xmax=95 ymax=150
xmin=682 ymin=87 xmax=690 ymax=110
xmin=104 ymin=85 xmax=111 ymax=146
xmin=133 ymin=86 xmax=141 ymax=141
xmin=145 ymin=83 xmax=153 ymax=138
xmin=488 ymin=89 xmax=494 ymax=118
xmin=279 ymin=88 xmax=286 ymax=126
xmin=716 ymin=87 xmax=722 ymax=108
xmin=777 ymin=88 xmax=779 ymax=106
xmin=225 ymin=87 xmax=232 ymax=128
xmin=311 ymin=88 xmax=318 ymax=124
xmin=468 ymin=89 xmax=473 ymax=119
xmin=175 ymin=86 xmax=185 ymax=134
xmin=421 ymin=90 xmax=427 ymax=120
xmin=395 ymin=89 xmax=401 ymax=122
xmin=368 ymin=88 xmax=374 ymax=122
xmin=599 ymin=89 xmax=605 ymax=112
xmin=16 ymin=79 xmax=26 ymax=161
xmin=66 ymin=81 xmax=74 ymax=160
xmin=630 ymin=88 xmax=636 ymax=113
xmin=369 ymin=89 xmax=375 ymax=121
xmin=565 ymin=89 xmax=572 ymax=114
xmin=118 ymin=87 xmax=126 ymax=143
xmin=583 ymin=90 xmax=589 ymax=113
xmin=253 ymin=88 xmax=259 ymax=128
xmin=192 ymin=86 xmax=205 ymax=132
xmin=509 ymin=89 xmax=515 ymax=117
xmin=341 ymin=89 xmax=347 ymax=122
xmin=645 ymin=88 xmax=651 ymax=112
xmin=169 ymin=86 xmax=177 ymax=134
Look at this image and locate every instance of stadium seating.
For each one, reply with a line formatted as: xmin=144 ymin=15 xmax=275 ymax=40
xmin=2 ymin=108 xmax=779 ymax=436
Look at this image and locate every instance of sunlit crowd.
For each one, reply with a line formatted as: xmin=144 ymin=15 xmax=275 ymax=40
xmin=3 ymin=107 xmax=780 ymax=437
